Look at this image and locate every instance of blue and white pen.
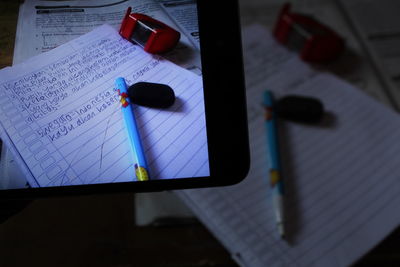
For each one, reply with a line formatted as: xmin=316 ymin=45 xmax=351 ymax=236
xmin=264 ymin=90 xmax=285 ymax=238
xmin=115 ymin=77 xmax=149 ymax=181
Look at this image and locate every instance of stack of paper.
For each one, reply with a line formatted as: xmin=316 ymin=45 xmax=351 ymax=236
xmin=176 ymin=24 xmax=400 ymax=267
xmin=0 ymin=0 xmax=203 ymax=189
xmin=0 ymin=24 xmax=208 ymax=187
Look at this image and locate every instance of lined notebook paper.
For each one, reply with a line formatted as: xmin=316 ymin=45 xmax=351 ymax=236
xmin=0 ymin=24 xmax=209 ymax=187
xmin=176 ymin=24 xmax=400 ymax=267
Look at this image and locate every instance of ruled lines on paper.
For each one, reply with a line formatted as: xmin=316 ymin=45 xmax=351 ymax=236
xmin=0 ymin=24 xmax=209 ymax=187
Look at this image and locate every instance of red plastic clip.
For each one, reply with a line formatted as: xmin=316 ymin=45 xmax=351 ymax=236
xmin=119 ymin=7 xmax=180 ymax=54
xmin=273 ymin=3 xmax=344 ymax=62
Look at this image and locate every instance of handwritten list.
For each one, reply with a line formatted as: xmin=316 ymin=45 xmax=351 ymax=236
xmin=0 ymin=24 xmax=209 ymax=187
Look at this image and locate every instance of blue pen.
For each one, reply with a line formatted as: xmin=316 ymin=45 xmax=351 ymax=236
xmin=115 ymin=77 xmax=149 ymax=181
xmin=264 ymin=90 xmax=285 ymax=238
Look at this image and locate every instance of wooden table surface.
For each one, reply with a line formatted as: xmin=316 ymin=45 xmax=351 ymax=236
xmin=0 ymin=1 xmax=400 ymax=266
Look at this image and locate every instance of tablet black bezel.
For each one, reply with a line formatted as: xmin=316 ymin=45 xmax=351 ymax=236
xmin=0 ymin=0 xmax=249 ymax=199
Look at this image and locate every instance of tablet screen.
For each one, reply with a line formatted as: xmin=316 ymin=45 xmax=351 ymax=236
xmin=0 ymin=0 xmax=212 ymax=190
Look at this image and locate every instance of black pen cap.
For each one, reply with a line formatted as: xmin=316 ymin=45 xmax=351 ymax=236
xmin=128 ymin=82 xmax=175 ymax=109
xmin=276 ymin=95 xmax=324 ymax=124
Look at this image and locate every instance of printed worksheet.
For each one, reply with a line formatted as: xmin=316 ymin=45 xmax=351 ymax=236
xmin=13 ymin=0 xmax=201 ymax=71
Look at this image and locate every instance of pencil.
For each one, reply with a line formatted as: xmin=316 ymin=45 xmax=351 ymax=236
xmin=115 ymin=77 xmax=149 ymax=181
xmin=264 ymin=90 xmax=285 ymax=238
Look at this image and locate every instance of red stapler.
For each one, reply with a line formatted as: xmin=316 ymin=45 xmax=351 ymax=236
xmin=119 ymin=7 xmax=181 ymax=54
xmin=273 ymin=3 xmax=344 ymax=62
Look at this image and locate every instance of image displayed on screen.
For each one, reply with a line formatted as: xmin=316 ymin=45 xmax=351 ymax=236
xmin=0 ymin=0 xmax=209 ymax=189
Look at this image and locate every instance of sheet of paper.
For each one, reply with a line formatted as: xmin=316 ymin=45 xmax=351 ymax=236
xmin=176 ymin=24 xmax=400 ymax=267
xmin=158 ymin=0 xmax=200 ymax=50
xmin=13 ymin=0 xmax=201 ymax=71
xmin=0 ymin=24 xmax=209 ymax=187
xmin=336 ymin=0 xmax=400 ymax=108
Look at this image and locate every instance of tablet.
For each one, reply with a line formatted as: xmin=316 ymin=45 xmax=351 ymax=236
xmin=0 ymin=0 xmax=249 ymax=197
